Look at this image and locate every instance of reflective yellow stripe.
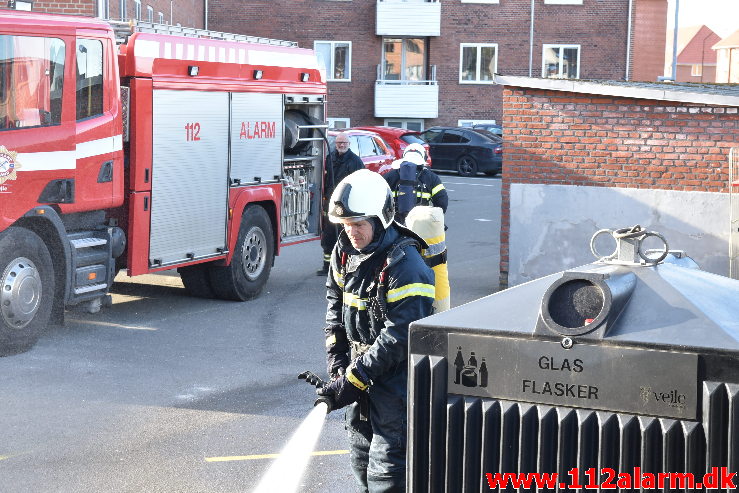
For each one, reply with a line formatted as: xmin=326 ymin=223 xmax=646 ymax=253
xmin=416 ymin=191 xmax=431 ymax=199
xmin=343 ymin=292 xmax=368 ymax=310
xmin=386 ymin=283 xmax=435 ymax=303
xmin=325 ymin=334 xmax=337 ymax=347
xmin=424 ymin=234 xmax=445 ymax=246
xmin=347 ymin=370 xmax=369 ymax=391
xmin=431 ymin=184 xmax=445 ymax=196
xmin=333 ymin=270 xmax=345 ymax=289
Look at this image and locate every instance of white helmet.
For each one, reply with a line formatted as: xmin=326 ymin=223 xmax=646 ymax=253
xmin=403 ymin=143 xmax=427 ymax=166
xmin=328 ymin=169 xmax=395 ymax=229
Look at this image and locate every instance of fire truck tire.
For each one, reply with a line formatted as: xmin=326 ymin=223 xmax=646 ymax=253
xmin=178 ymin=264 xmax=215 ymax=299
xmin=209 ymin=205 xmax=274 ymax=301
xmin=0 ymin=227 xmax=55 ymax=356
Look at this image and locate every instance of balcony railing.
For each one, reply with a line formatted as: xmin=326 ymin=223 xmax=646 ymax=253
xmin=375 ymin=65 xmax=439 ymax=118
xmin=376 ymin=0 xmax=441 ymax=37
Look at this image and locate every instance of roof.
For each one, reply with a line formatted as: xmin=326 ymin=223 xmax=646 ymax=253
xmin=494 ymin=75 xmax=739 ymax=107
xmin=713 ymin=29 xmax=739 ymax=50
xmin=677 ymin=25 xmax=720 ymax=64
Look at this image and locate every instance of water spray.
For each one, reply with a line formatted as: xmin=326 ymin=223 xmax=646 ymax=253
xmin=250 ymin=372 xmax=334 ymax=493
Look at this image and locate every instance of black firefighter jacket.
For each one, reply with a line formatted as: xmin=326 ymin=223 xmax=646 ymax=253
xmin=325 ymin=224 xmax=435 ymax=382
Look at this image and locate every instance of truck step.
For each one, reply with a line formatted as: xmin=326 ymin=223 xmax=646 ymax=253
xmin=74 ymin=283 xmax=108 ymax=295
xmin=70 ymin=237 xmax=108 ymax=249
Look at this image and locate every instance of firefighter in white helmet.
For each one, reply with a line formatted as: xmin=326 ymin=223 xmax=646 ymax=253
xmin=318 ymin=168 xmax=435 ymax=492
xmin=383 ymin=143 xmax=448 ymax=224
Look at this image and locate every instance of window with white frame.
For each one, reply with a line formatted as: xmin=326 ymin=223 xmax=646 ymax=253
xmin=691 ymin=64 xmax=702 ymax=76
xmin=134 ymin=0 xmax=141 ymax=21
xmin=119 ymin=0 xmax=127 ymax=20
xmin=314 ymin=41 xmax=351 ymax=81
xmin=460 ymin=43 xmax=498 ymax=83
xmin=542 ymin=44 xmax=580 ymax=79
xmin=328 ymin=117 xmax=350 ymax=129
xmin=158 ymin=11 xmax=164 ymax=23
xmin=384 ymin=119 xmax=425 ymax=132
xmin=544 ymin=0 xmax=583 ymax=4
xmin=146 ymin=5 xmax=153 ymax=22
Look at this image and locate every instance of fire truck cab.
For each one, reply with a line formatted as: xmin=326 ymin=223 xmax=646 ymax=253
xmin=0 ymin=11 xmax=327 ymax=355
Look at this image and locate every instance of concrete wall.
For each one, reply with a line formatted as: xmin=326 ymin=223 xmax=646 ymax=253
xmin=508 ymin=183 xmax=729 ymax=286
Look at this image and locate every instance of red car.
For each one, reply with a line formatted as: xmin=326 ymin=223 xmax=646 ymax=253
xmin=353 ymin=126 xmax=432 ymax=166
xmin=327 ymin=129 xmax=395 ymax=173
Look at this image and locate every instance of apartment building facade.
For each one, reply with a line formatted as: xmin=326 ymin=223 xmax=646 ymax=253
xmin=207 ymin=0 xmax=666 ymax=131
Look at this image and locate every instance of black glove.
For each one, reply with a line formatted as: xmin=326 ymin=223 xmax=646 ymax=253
xmin=325 ymin=327 xmax=350 ymax=378
xmin=316 ymin=362 xmax=370 ymax=412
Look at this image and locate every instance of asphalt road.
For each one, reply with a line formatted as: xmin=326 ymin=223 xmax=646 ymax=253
xmin=0 ymin=174 xmax=501 ymax=493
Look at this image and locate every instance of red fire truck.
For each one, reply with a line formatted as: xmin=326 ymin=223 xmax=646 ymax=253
xmin=0 ymin=11 xmax=327 ymax=355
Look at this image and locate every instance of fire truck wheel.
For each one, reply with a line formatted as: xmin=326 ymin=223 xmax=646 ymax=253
xmin=178 ymin=264 xmax=215 ymax=298
xmin=209 ymin=205 xmax=274 ymax=301
xmin=0 ymin=227 xmax=55 ymax=356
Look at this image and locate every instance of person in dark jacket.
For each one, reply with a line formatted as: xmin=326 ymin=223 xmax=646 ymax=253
xmin=317 ymin=132 xmax=364 ymax=275
xmin=318 ymin=169 xmax=435 ymax=492
xmin=383 ymin=143 xmax=448 ymax=224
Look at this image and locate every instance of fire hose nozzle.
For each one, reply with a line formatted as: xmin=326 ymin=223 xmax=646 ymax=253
xmin=298 ymin=371 xmax=334 ymax=413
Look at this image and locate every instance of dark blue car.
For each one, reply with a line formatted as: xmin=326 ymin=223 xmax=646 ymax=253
xmin=420 ymin=126 xmax=503 ymax=177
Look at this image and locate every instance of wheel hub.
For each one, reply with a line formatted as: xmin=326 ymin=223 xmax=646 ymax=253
xmin=1 ymin=257 xmax=42 ymax=329
xmin=241 ymin=227 xmax=266 ymax=281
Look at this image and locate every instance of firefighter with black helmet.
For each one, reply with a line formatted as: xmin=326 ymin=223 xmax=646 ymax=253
xmin=383 ymin=143 xmax=448 ymax=224
xmin=318 ymin=168 xmax=435 ymax=492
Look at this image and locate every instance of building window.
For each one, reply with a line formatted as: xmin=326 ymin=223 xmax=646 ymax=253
xmin=119 ymin=0 xmax=127 ymax=20
xmin=460 ymin=43 xmax=498 ymax=83
xmin=76 ymin=39 xmax=104 ymax=121
xmin=158 ymin=12 xmax=164 ymax=23
xmin=328 ymin=117 xmax=350 ymax=129
xmin=146 ymin=6 xmax=153 ymax=22
xmin=134 ymin=0 xmax=141 ymax=21
xmin=314 ymin=41 xmax=351 ymax=81
xmin=544 ymin=0 xmax=583 ymax=4
xmin=382 ymin=38 xmax=427 ymax=81
xmin=691 ymin=64 xmax=702 ymax=76
xmin=542 ymin=44 xmax=580 ymax=79
xmin=385 ymin=119 xmax=424 ymax=132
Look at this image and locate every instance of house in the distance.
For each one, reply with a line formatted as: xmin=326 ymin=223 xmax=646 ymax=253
xmin=713 ymin=29 xmax=739 ymax=83
xmin=673 ymin=25 xmax=721 ymax=83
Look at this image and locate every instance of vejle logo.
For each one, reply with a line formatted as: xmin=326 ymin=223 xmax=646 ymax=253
xmin=640 ymin=386 xmax=687 ymax=409
xmin=0 ymin=145 xmax=21 ymax=185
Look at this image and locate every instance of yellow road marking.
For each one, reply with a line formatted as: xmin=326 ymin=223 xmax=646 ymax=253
xmin=206 ymin=450 xmax=349 ymax=462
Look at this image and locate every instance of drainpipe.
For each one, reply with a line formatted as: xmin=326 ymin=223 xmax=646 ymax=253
xmin=671 ymin=0 xmax=680 ymax=80
xmin=204 ymin=0 xmax=208 ymax=30
xmin=625 ymin=0 xmax=633 ymax=80
xmin=529 ymin=0 xmax=535 ymax=77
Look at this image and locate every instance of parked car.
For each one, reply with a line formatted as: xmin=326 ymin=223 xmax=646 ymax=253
xmin=327 ymin=129 xmax=395 ymax=173
xmin=420 ymin=126 xmax=503 ymax=177
xmin=472 ymin=123 xmax=503 ymax=136
xmin=352 ymin=126 xmax=432 ymax=166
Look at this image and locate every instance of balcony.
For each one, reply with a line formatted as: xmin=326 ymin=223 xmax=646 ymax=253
xmin=374 ymin=65 xmax=439 ymax=118
xmin=376 ymin=0 xmax=441 ymax=37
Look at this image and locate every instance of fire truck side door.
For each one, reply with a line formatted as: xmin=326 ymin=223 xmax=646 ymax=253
xmin=149 ymin=89 xmax=229 ymax=267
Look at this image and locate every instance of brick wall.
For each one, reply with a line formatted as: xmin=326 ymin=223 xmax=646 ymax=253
xmin=26 ymin=0 xmax=203 ymax=28
xmin=32 ymin=0 xmax=96 ymax=16
xmin=499 ymin=86 xmax=738 ymax=286
xmin=207 ymin=0 xmax=642 ymax=129
xmin=631 ymin=0 xmax=667 ymax=82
